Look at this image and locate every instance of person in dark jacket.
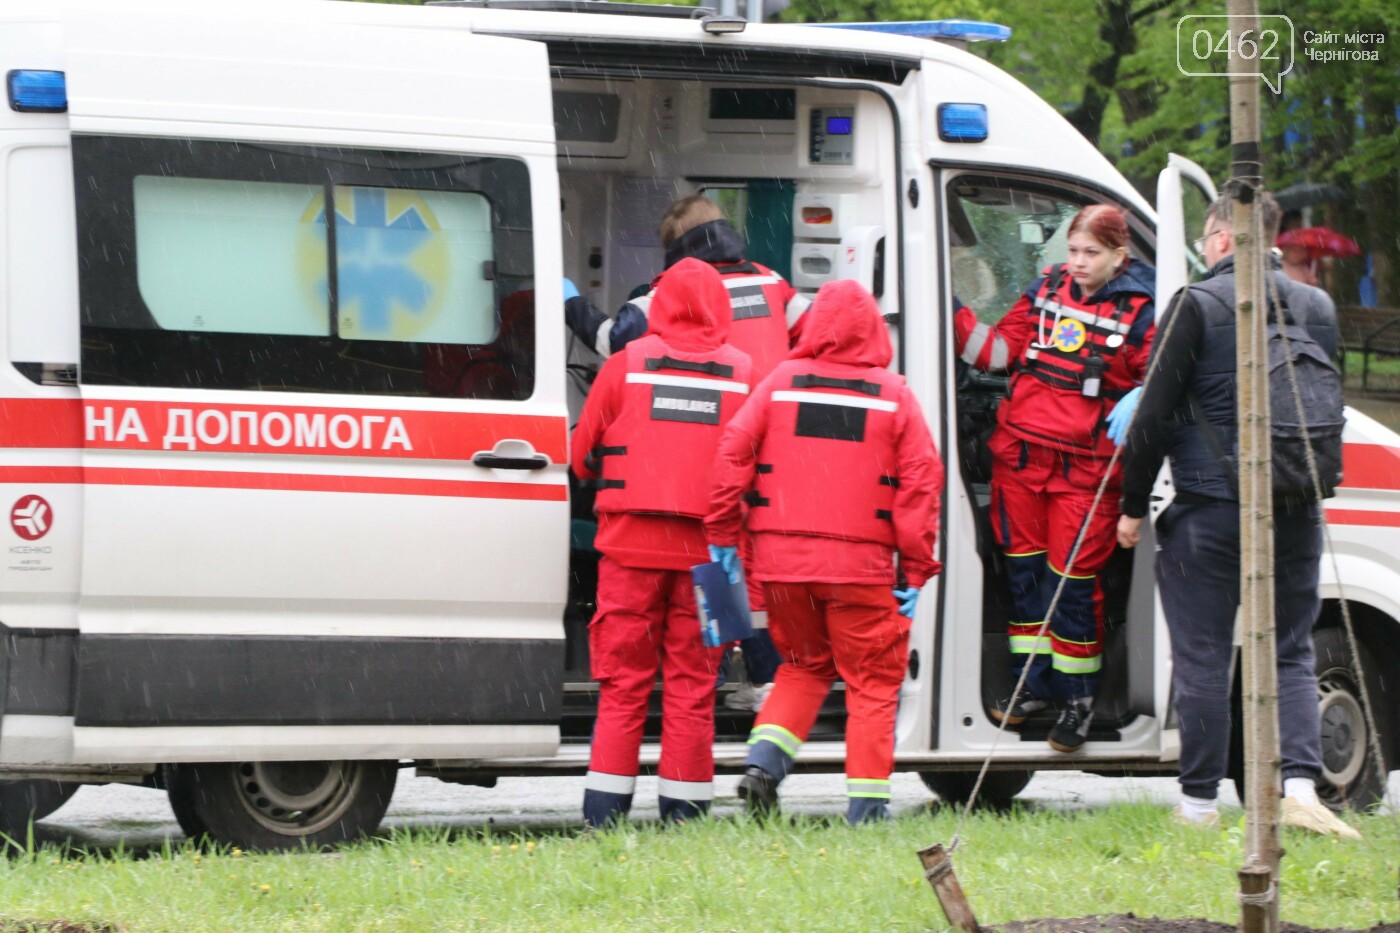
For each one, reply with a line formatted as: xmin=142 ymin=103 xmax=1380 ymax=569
xmin=1116 ymin=189 xmax=1359 ymax=838
xmin=956 ymin=205 xmax=1156 ymax=752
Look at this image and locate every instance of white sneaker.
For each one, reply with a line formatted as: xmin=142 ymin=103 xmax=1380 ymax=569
xmin=1171 ymin=803 xmax=1221 ymax=829
xmin=1280 ymin=797 xmax=1363 ymax=839
xmin=725 ymin=682 xmax=773 ymax=712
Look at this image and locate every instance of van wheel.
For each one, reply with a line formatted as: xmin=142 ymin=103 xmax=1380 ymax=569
xmin=1230 ymin=628 xmax=1390 ymax=811
xmin=919 ymin=770 xmax=1033 ymax=809
xmin=163 ymin=764 xmax=211 ymax=841
xmin=0 ymin=781 xmax=78 ymax=840
xmin=1313 ymin=628 xmax=1389 ymax=811
xmin=164 ymin=760 xmax=397 ymax=851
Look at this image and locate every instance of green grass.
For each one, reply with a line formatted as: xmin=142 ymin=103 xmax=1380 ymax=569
xmin=0 ymin=805 xmax=1396 ymax=932
xmin=1344 ymin=350 xmax=1400 ymax=385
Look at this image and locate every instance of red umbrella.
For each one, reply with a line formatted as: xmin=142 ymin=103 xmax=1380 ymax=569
xmin=1276 ymin=226 xmax=1362 ymax=258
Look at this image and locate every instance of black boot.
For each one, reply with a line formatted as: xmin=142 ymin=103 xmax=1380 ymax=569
xmin=737 ymin=765 xmax=780 ymax=818
xmin=1048 ymin=697 xmax=1094 ymax=752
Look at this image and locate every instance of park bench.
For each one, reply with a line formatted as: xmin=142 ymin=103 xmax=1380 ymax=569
xmin=1336 ymin=304 xmax=1400 ymax=391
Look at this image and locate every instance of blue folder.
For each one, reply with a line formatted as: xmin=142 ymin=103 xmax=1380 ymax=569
xmin=692 ymin=560 xmax=753 ymax=647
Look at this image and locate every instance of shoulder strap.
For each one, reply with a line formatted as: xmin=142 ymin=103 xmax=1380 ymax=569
xmin=717 ymin=261 xmax=764 ymax=277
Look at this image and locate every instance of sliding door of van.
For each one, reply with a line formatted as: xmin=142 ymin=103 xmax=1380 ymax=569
xmin=62 ymin=4 xmax=567 ymax=763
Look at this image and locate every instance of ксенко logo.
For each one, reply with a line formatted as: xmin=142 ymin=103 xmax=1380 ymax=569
xmin=10 ymin=494 xmax=52 ymax=541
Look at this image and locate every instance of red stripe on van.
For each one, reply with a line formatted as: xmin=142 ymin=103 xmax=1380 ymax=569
xmin=1325 ymin=509 xmax=1400 ymax=528
xmin=0 ymin=398 xmax=568 ymax=463
xmin=0 ymin=466 xmax=567 ymax=502
xmin=1340 ymin=443 xmax=1400 ymax=492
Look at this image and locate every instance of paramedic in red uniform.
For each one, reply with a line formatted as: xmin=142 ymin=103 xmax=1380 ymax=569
xmin=954 ymin=204 xmax=1155 ymax=752
xmin=706 ymin=279 xmax=944 ymax=824
xmin=567 ymin=195 xmax=809 ymax=710
xmin=572 ymin=258 xmax=753 ymax=827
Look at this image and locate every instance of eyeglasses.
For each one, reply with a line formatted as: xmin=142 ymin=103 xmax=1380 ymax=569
xmin=1193 ymin=228 xmax=1227 ymax=254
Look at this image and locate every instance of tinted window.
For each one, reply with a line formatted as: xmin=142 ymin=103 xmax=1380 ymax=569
xmin=75 ymin=136 xmax=535 ymax=399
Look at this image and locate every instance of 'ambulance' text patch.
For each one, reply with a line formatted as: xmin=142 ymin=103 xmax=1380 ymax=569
xmin=651 ymin=385 xmax=722 ymax=425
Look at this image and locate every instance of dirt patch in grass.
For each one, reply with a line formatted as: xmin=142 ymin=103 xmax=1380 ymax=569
xmin=996 ymin=917 xmax=1400 ymax=933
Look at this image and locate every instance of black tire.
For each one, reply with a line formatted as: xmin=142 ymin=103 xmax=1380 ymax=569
xmin=163 ymin=760 xmax=398 ymax=851
xmin=919 ymin=769 xmax=1034 ymax=809
xmin=163 ymin=764 xmax=212 ymax=841
xmin=1313 ymin=628 xmax=1390 ymax=811
xmin=0 ymin=781 xmax=79 ymax=840
xmin=1231 ymin=628 xmax=1391 ymax=811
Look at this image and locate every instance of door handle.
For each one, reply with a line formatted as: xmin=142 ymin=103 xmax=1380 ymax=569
xmin=472 ymin=452 xmax=549 ymax=471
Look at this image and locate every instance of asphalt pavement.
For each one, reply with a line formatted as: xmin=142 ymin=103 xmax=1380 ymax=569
xmin=30 ymin=769 xmax=1400 ymax=850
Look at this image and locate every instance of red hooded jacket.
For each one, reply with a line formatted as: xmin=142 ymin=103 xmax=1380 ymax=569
xmin=572 ymin=258 xmax=751 ymax=570
xmin=705 ymin=279 xmax=944 ymax=587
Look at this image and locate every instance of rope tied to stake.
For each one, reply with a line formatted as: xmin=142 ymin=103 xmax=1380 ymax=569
xmin=924 ymin=856 xmax=955 ymax=884
xmin=1237 ymin=884 xmax=1277 ymax=908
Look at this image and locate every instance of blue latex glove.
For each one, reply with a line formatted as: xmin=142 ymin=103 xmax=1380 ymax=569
xmin=563 ymin=277 xmax=581 ymax=302
xmin=708 ymin=544 xmax=741 ymax=584
xmin=893 ymin=587 xmax=920 ymax=619
xmin=1106 ymin=385 xmax=1143 ymax=446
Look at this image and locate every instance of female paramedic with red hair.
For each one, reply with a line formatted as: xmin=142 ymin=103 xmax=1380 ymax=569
xmin=572 ymin=258 xmax=753 ymax=827
xmin=954 ymin=204 xmax=1155 ymax=752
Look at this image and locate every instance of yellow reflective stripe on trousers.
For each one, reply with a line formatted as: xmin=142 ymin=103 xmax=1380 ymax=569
xmin=1009 ymin=635 xmax=1052 ymax=655
xmin=846 ymin=778 xmax=892 ymax=799
xmin=747 ymin=723 xmax=802 ymax=758
xmin=1052 ymin=653 xmax=1103 ymax=674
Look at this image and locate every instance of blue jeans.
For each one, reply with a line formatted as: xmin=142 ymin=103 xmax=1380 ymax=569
xmin=1156 ymin=499 xmax=1324 ymax=799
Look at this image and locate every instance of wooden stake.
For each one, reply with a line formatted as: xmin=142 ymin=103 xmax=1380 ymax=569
xmin=918 ymin=844 xmax=979 ymax=933
xmin=1239 ymin=864 xmax=1276 ymax=933
xmin=1228 ymin=0 xmax=1282 ymax=928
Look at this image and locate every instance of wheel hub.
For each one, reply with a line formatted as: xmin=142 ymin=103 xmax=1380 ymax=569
xmin=234 ymin=761 xmax=360 ymax=836
xmin=1317 ymin=678 xmax=1366 ymax=788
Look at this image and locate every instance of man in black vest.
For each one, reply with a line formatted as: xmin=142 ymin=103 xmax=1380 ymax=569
xmin=1115 ymin=189 xmax=1359 ymax=838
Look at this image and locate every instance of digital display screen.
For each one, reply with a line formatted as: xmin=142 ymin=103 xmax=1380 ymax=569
xmin=825 ymin=116 xmax=853 ymax=135
xmin=709 ymin=88 xmax=797 ymax=121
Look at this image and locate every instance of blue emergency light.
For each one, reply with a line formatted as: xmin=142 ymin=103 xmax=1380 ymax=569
xmin=938 ymin=103 xmax=989 ymax=142
xmin=7 ymin=70 xmax=67 ymax=113
xmin=816 ymin=20 xmax=1012 ymax=43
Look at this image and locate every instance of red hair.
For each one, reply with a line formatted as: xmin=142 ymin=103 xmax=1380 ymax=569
xmin=1067 ymin=204 xmax=1130 ymax=251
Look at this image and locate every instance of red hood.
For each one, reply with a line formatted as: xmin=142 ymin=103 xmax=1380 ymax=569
xmin=645 ymin=257 xmax=732 ymax=352
xmin=790 ymin=279 xmax=891 ymax=368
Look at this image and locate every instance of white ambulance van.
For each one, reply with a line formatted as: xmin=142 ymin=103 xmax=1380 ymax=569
xmin=1 ymin=0 xmax=1396 ymax=849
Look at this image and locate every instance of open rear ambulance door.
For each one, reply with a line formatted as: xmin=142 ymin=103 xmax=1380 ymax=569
xmin=62 ymin=2 xmax=568 ymax=773
xmin=1135 ymin=153 xmax=1218 ymax=757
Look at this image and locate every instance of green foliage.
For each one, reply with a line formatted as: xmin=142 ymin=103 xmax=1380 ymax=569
xmin=0 ymin=806 xmax=1395 ymax=931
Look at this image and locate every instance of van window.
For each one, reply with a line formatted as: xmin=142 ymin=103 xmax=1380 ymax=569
xmin=946 ymin=176 xmax=1148 ymax=323
xmin=76 ymin=136 xmax=534 ymax=399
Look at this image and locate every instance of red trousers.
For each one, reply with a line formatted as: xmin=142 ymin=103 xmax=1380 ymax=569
xmin=988 ymin=433 xmax=1119 ymax=699
xmin=587 ymin=558 xmax=724 ymax=799
xmin=754 ymin=582 xmax=909 ymax=785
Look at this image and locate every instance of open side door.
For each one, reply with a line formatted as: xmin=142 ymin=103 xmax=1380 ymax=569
xmin=62 ymin=2 xmax=567 ymax=764
xmin=1127 ymin=154 xmax=1218 ymax=753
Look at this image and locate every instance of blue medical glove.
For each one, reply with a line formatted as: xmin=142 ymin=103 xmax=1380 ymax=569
xmin=1106 ymin=385 xmax=1143 ymax=446
xmin=708 ymin=544 xmax=741 ymax=584
xmin=893 ymin=587 xmax=920 ymax=619
xmin=563 ymin=277 xmax=581 ymax=302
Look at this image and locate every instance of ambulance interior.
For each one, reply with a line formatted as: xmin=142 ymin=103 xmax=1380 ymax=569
xmin=946 ymin=176 xmax=1158 ymax=743
xmin=551 ymin=76 xmax=897 ymax=745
